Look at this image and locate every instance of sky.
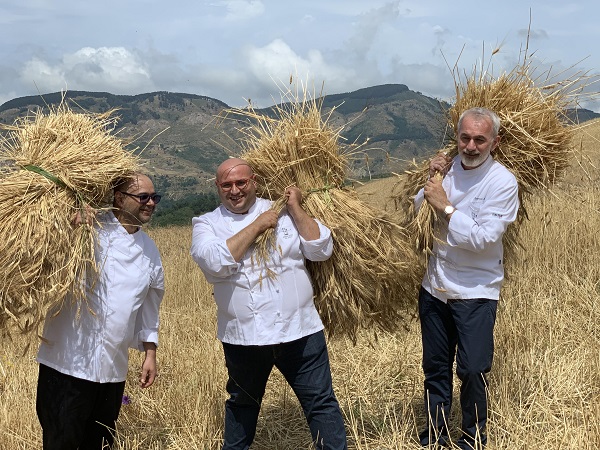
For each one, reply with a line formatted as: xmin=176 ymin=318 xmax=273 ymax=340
xmin=2 ymin=1 xmax=600 ymax=111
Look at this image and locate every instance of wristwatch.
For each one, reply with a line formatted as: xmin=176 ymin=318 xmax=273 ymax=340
xmin=444 ymin=205 xmax=456 ymax=217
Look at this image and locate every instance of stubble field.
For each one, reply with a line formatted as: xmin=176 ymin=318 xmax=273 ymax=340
xmin=1 ymin=121 xmax=600 ymax=449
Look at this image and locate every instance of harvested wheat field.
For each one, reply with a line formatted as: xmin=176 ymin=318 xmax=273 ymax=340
xmin=1 ymin=120 xmax=599 ymax=449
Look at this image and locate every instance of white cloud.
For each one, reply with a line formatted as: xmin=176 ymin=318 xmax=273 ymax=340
xmin=20 ymin=58 xmax=64 ymax=92
xmin=241 ymin=39 xmax=359 ymax=104
xmin=19 ymin=47 xmax=155 ymax=95
xmin=1 ymin=0 xmax=599 ymax=112
xmin=301 ymin=14 xmax=315 ymax=24
xmin=519 ymin=28 xmax=549 ymax=40
xmin=345 ymin=1 xmax=401 ymax=62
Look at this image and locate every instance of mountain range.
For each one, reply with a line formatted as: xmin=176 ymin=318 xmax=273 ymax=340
xmin=1 ymin=84 xmax=598 ymax=217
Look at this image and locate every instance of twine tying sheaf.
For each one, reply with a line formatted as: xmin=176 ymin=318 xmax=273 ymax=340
xmin=22 ymin=164 xmax=67 ymax=188
xmin=309 ymin=183 xmax=338 ymax=205
xmin=21 ymin=164 xmax=91 ymax=213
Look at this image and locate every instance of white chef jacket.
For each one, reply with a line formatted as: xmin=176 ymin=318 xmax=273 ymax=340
xmin=190 ymin=197 xmax=332 ymax=346
xmin=414 ymin=155 xmax=519 ymax=302
xmin=37 ymin=211 xmax=164 ymax=383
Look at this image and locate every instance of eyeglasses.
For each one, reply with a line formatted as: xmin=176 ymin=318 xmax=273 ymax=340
xmin=119 ymin=191 xmax=162 ymax=204
xmin=218 ymin=178 xmax=252 ymax=191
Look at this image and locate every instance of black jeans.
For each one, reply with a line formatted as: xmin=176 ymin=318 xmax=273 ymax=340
xmin=221 ymin=330 xmax=347 ymax=450
xmin=36 ymin=364 xmax=126 ymax=450
xmin=418 ymin=288 xmax=497 ymax=449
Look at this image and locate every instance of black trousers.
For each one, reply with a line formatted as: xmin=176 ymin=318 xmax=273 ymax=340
xmin=36 ymin=364 xmax=126 ymax=450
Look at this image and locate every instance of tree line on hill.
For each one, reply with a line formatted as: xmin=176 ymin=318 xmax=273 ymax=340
xmin=151 ymin=191 xmax=220 ymax=227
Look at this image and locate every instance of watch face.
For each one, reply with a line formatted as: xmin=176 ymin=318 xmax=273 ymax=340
xmin=444 ymin=205 xmax=455 ymax=215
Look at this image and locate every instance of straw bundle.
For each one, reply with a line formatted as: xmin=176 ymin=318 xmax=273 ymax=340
xmin=399 ymin=59 xmax=585 ymax=257
xmin=222 ymin=87 xmax=421 ymax=341
xmin=0 ymin=101 xmax=139 ymax=335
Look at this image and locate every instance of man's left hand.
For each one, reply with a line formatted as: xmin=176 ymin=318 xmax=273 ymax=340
xmin=285 ymin=186 xmax=303 ymax=208
xmin=284 ymin=186 xmax=320 ymax=240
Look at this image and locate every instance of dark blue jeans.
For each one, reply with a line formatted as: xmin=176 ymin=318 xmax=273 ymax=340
xmin=418 ymin=288 xmax=497 ymax=449
xmin=221 ymin=330 xmax=347 ymax=450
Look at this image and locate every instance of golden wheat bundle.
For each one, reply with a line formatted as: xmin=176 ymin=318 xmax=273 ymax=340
xmin=0 ymin=101 xmax=139 ymax=335
xmin=399 ymin=59 xmax=586 ymax=257
xmin=223 ymin=87 xmax=421 ymax=340
xmin=303 ymin=189 xmax=421 ymax=341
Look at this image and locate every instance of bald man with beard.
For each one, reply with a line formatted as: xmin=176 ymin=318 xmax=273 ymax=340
xmin=191 ymin=158 xmax=347 ymax=450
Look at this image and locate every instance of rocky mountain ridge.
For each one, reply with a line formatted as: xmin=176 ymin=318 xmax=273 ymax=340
xmin=1 ymin=85 xmax=597 ymax=206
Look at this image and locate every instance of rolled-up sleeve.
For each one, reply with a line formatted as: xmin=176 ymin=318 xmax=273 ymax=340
xmin=191 ymin=215 xmax=240 ymax=278
xmin=132 ymin=264 xmax=164 ymax=351
xmin=299 ymin=220 xmax=333 ymax=262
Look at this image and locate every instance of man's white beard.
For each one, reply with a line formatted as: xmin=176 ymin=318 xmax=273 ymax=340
xmin=460 ymin=153 xmax=489 ymax=169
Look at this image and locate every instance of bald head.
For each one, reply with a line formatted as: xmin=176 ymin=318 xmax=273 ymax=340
xmin=215 ymin=158 xmax=258 ymax=214
xmin=216 ymin=158 xmax=253 ymax=182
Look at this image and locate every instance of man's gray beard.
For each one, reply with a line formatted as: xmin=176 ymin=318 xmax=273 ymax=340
xmin=460 ymin=153 xmax=489 ymax=169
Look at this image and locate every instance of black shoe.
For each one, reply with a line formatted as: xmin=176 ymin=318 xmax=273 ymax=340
xmin=419 ymin=429 xmax=449 ymax=448
xmin=456 ymin=433 xmax=486 ymax=449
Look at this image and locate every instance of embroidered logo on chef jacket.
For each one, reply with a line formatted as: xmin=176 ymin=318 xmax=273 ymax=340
xmin=280 ymin=226 xmax=293 ymax=239
xmin=470 ymin=197 xmax=485 ymax=219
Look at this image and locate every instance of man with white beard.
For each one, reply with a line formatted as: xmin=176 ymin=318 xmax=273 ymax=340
xmin=415 ymin=107 xmax=519 ymax=449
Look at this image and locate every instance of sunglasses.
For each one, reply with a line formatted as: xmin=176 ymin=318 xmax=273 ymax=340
xmin=218 ymin=178 xmax=252 ymax=191
xmin=119 ymin=191 xmax=162 ymax=204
